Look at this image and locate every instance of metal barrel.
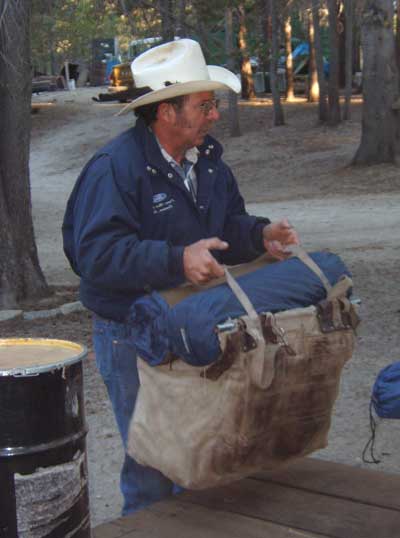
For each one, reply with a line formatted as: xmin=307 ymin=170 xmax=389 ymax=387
xmin=0 ymin=338 xmax=91 ymax=538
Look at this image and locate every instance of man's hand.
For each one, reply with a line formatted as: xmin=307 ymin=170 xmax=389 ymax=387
xmin=183 ymin=237 xmax=229 ymax=285
xmin=263 ymin=219 xmax=300 ymax=260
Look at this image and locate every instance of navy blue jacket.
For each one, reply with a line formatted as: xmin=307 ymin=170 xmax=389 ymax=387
xmin=62 ymin=118 xmax=270 ymax=321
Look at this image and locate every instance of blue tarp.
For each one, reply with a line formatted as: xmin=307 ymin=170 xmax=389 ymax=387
xmin=279 ymin=42 xmax=330 ymax=77
xmin=128 ymin=251 xmax=351 ymax=367
xmin=292 ymin=43 xmax=309 ymax=59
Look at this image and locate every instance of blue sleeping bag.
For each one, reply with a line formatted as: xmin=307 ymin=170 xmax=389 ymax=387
xmin=127 ymin=251 xmax=351 ymax=366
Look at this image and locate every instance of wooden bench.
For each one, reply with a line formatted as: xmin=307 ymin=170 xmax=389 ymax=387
xmin=93 ymin=457 xmax=400 ymax=538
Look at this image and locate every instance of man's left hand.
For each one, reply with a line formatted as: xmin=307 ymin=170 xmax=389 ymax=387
xmin=262 ymin=219 xmax=300 ymax=260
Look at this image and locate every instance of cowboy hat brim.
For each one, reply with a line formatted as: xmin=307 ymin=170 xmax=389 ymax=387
xmin=116 ymin=65 xmax=241 ymax=116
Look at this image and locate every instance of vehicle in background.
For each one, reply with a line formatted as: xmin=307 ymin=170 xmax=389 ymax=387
xmin=109 ymin=62 xmax=134 ymax=92
xmin=32 ymin=74 xmax=65 ymax=93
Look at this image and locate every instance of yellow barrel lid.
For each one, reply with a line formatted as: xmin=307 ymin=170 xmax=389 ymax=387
xmin=0 ymin=338 xmax=87 ymax=377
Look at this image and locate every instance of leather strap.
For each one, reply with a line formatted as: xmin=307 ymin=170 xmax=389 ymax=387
xmin=224 ymin=266 xmax=259 ymax=323
xmin=289 ymin=245 xmax=332 ymax=294
xmin=223 ymin=266 xmax=271 ymax=388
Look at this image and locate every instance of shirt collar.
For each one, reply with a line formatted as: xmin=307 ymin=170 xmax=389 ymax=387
xmin=153 ymin=130 xmax=199 ymax=168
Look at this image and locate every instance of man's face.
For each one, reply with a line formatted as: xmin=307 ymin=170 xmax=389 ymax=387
xmin=171 ymin=91 xmax=220 ymax=148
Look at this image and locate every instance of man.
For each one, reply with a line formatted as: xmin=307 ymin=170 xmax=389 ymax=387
xmin=62 ymin=39 xmax=299 ymax=515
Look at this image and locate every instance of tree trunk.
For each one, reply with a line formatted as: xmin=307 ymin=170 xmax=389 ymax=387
xmin=338 ymin=6 xmax=346 ymax=88
xmin=343 ymin=0 xmax=353 ymax=120
xmin=353 ymin=18 xmax=362 ymax=72
xmin=175 ymin=0 xmax=187 ymax=37
xmin=119 ymin=0 xmax=137 ymax=35
xmin=327 ymin=0 xmax=341 ymax=125
xmin=225 ymin=7 xmax=241 ymax=137
xmin=258 ymin=0 xmax=270 ymax=96
xmin=47 ymin=0 xmax=57 ymax=75
xmin=308 ymin=10 xmax=319 ymax=102
xmin=269 ymin=0 xmax=285 ymax=125
xmin=396 ymin=0 xmax=400 ymax=73
xmin=284 ymin=16 xmax=295 ymax=101
xmin=189 ymin=0 xmax=216 ymax=59
xmin=353 ymin=0 xmax=399 ymax=164
xmin=238 ymin=3 xmax=256 ymax=100
xmin=0 ymin=0 xmax=50 ymax=308
xmin=159 ymin=0 xmax=175 ymax=42
xmin=311 ymin=2 xmax=329 ymax=122
xmin=194 ymin=16 xmax=211 ymax=60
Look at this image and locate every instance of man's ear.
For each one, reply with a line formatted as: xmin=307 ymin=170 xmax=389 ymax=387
xmin=157 ymin=102 xmax=175 ymax=124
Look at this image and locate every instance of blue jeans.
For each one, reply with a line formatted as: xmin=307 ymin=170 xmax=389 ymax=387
xmin=92 ymin=316 xmax=177 ymax=515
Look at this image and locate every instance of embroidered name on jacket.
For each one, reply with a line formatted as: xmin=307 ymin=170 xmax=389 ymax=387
xmin=152 ymin=193 xmax=175 ymax=214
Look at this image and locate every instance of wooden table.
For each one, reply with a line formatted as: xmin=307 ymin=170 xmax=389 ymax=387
xmin=93 ymin=458 xmax=400 ymax=538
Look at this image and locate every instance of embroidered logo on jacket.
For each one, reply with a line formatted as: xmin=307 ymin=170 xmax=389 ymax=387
xmin=152 ymin=193 xmax=175 ymax=214
xmin=153 ymin=193 xmax=167 ymax=204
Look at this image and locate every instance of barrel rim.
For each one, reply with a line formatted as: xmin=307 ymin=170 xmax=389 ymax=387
xmin=0 ymin=338 xmax=87 ymax=377
xmin=0 ymin=428 xmax=88 ymax=457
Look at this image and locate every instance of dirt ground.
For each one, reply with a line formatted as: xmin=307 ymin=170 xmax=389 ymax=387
xmin=2 ymin=87 xmax=400 ymax=527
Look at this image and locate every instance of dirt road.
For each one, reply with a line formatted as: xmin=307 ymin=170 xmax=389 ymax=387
xmin=25 ymin=88 xmax=400 ymax=526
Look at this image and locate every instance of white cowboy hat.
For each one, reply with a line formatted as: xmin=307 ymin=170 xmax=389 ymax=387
xmin=118 ymin=38 xmax=241 ymax=115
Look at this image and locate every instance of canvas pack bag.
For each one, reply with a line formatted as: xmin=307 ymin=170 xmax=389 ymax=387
xmin=127 ymin=247 xmax=359 ymax=489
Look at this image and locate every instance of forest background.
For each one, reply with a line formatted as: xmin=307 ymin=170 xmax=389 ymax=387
xmin=1 ymin=0 xmax=399 ymax=304
xmin=1 ymin=0 xmax=400 ymax=528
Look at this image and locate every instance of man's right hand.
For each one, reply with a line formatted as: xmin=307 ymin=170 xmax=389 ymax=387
xmin=183 ymin=237 xmax=229 ymax=285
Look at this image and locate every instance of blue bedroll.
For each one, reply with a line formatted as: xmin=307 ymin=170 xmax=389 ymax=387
xmin=372 ymin=361 xmax=400 ymax=419
xmin=128 ymin=251 xmax=351 ymax=367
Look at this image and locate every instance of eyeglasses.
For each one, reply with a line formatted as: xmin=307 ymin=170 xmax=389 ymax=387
xmin=198 ymin=99 xmax=220 ymax=116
